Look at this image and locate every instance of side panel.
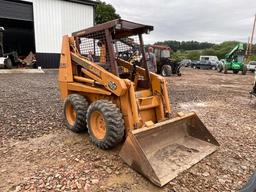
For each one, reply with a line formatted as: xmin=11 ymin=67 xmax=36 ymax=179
xmin=59 ymin=36 xmax=73 ymax=82
xmin=119 ymin=89 xmax=136 ymax=133
xmin=151 ymin=74 xmax=171 ymax=115
xmin=59 ymin=82 xmax=68 ymax=100
xmin=59 ymin=35 xmax=73 ymax=100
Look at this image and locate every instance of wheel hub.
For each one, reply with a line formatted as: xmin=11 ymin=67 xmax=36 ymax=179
xmin=162 ymin=69 xmax=166 ymax=76
xmin=90 ymin=111 xmax=106 ymax=140
xmin=65 ymin=102 xmax=77 ymax=126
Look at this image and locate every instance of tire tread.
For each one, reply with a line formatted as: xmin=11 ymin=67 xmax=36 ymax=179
xmin=64 ymin=94 xmax=88 ymax=133
xmin=86 ymin=100 xmax=125 ymax=150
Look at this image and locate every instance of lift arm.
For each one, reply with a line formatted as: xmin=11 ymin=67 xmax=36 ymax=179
xmin=225 ymin=43 xmax=244 ymax=59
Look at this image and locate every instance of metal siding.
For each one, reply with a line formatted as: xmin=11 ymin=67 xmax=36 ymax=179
xmin=32 ymin=0 xmax=94 ymax=54
xmin=61 ymin=1 xmax=94 ymax=36
xmin=32 ymin=0 xmax=61 ymax=53
xmin=0 ymin=0 xmax=33 ymax=21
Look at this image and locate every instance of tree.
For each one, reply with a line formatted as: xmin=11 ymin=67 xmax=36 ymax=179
xmin=202 ymin=48 xmax=216 ymax=56
xmin=95 ymin=1 xmax=121 ymax=24
xmin=154 ymin=40 xmax=215 ymax=52
xmin=154 ymin=40 xmax=180 ymax=52
xmin=211 ymin=41 xmax=240 ymax=59
xmin=157 ymin=40 xmax=252 ymax=60
xmin=251 ymin=55 xmax=256 ymax=61
xmin=186 ymin=51 xmax=201 ymax=60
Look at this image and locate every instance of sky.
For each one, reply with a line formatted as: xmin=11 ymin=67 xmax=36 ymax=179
xmin=104 ymin=0 xmax=256 ymax=44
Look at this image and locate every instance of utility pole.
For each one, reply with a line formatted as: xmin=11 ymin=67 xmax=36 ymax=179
xmin=245 ymin=36 xmax=250 ymax=58
xmin=249 ymin=14 xmax=256 ymax=56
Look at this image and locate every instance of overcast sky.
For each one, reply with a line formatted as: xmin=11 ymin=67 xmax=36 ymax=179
xmin=104 ymin=0 xmax=256 ymax=44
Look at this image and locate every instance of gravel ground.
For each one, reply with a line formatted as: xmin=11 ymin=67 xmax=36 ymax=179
xmin=0 ymin=68 xmax=256 ymax=192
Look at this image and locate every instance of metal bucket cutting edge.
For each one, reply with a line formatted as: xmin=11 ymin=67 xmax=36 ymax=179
xmin=119 ymin=112 xmax=219 ymax=187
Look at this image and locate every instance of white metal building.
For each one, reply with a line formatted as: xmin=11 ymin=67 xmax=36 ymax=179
xmin=0 ymin=0 xmax=97 ymax=67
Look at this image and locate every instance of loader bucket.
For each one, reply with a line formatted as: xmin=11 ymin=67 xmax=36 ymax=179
xmin=119 ymin=112 xmax=219 ymax=187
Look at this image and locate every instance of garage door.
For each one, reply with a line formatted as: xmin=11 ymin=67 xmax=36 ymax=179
xmin=0 ymin=0 xmax=33 ymax=21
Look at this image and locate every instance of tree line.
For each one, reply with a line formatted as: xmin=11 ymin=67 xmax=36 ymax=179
xmin=170 ymin=41 xmax=256 ymax=61
xmin=154 ymin=40 xmax=215 ymax=52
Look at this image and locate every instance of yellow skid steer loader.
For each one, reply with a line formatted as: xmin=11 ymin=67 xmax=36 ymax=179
xmin=58 ymin=19 xmax=219 ymax=187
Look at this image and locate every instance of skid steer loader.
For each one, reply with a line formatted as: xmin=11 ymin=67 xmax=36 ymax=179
xmin=58 ymin=19 xmax=219 ymax=187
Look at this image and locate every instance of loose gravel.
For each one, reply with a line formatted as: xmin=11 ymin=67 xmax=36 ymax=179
xmin=0 ymin=68 xmax=256 ymax=192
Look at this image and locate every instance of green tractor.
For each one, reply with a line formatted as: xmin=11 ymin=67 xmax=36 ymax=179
xmin=217 ymin=43 xmax=247 ymax=75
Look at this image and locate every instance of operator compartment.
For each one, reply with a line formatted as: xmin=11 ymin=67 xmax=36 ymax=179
xmin=71 ymin=20 xmax=153 ymax=87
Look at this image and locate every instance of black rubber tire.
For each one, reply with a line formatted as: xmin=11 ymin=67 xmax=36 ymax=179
xmin=86 ymin=100 xmax=125 ymax=150
xmin=217 ymin=64 xmax=223 ymax=72
xmin=64 ymin=94 xmax=88 ymax=133
xmin=242 ymin=65 xmax=247 ymax=75
xmin=233 ymin=70 xmax=239 ymax=74
xmin=223 ymin=64 xmax=228 ymax=74
xmin=4 ymin=58 xmax=12 ymax=69
xmin=161 ymin=65 xmax=172 ymax=77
